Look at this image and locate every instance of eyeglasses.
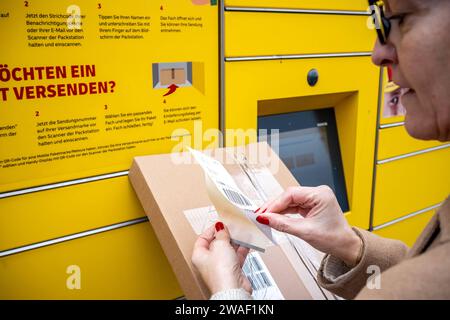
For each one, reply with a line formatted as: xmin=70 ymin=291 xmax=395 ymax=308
xmin=368 ymin=0 xmax=391 ymax=45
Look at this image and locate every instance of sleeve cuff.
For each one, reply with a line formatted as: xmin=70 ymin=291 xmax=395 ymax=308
xmin=321 ymin=227 xmax=365 ymax=283
xmin=321 ymin=254 xmax=354 ymax=283
xmin=210 ymin=288 xmax=253 ymax=300
xmin=317 ymin=227 xmax=408 ymax=300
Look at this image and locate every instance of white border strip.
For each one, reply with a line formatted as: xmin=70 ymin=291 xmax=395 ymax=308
xmin=225 ymin=7 xmax=370 ymax=16
xmin=0 ymin=217 xmax=149 ymax=258
xmin=379 ymin=121 xmax=405 ymax=129
xmin=377 ymin=143 xmax=450 ymax=164
xmin=226 ymin=52 xmax=372 ymax=62
xmin=373 ymin=203 xmax=442 ymax=231
xmin=369 ymin=67 xmax=385 ymax=232
xmin=0 ymin=170 xmax=129 ymax=199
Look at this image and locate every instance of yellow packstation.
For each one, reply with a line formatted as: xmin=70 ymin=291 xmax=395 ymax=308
xmin=0 ymin=0 xmax=449 ymax=299
xmin=0 ymin=0 xmax=218 ymax=299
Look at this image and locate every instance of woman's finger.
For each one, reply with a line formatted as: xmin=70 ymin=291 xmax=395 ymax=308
xmin=236 ymin=246 xmax=250 ymax=267
xmin=255 ymin=212 xmax=308 ymax=239
xmin=275 ymin=205 xmax=312 ymax=217
xmin=193 ymin=225 xmax=215 ymax=253
xmin=214 ymin=221 xmax=231 ymax=243
xmin=267 ymin=186 xmax=317 ymax=214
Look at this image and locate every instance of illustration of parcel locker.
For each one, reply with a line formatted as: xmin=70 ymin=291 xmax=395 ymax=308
xmin=152 ymin=62 xmax=206 ymax=95
xmin=153 ymin=62 xmax=192 ymax=88
xmin=223 ymin=3 xmax=379 ymax=229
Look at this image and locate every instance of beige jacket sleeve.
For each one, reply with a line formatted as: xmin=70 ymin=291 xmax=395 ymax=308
xmin=317 ymin=227 xmax=408 ymax=300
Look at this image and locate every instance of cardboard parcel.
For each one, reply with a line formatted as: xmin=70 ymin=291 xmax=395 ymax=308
xmin=128 ymin=142 xmax=340 ymax=300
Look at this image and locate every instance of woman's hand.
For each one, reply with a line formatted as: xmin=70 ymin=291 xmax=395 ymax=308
xmin=191 ymin=222 xmax=252 ymax=295
xmin=255 ymin=186 xmax=363 ymax=267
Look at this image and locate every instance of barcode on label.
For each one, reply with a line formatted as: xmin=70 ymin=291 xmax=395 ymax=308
xmin=222 ymin=187 xmax=251 ymax=206
xmin=247 ymin=270 xmax=272 ymax=291
xmin=243 ymin=255 xmax=262 ymax=273
xmin=243 ymin=255 xmax=273 ymax=291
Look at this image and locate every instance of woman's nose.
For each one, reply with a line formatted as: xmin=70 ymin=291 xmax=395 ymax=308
xmin=371 ymin=39 xmax=398 ymax=67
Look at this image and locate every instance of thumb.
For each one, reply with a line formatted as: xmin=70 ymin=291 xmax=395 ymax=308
xmin=256 ymin=213 xmax=307 ymax=238
xmin=214 ymin=221 xmax=231 ymax=243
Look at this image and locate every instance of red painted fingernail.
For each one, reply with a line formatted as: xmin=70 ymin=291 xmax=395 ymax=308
xmin=254 ymin=208 xmax=260 ymax=213
xmin=256 ymin=216 xmax=269 ymax=225
xmin=262 ymin=208 xmax=267 ymax=213
xmin=215 ymin=222 xmax=224 ymax=232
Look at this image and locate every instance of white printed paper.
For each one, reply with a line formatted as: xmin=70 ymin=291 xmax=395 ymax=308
xmin=184 ymin=206 xmax=218 ymax=235
xmin=188 ymin=147 xmax=275 ymax=252
xmin=243 ymin=252 xmax=285 ymax=300
xmin=183 ymin=206 xmax=284 ymax=300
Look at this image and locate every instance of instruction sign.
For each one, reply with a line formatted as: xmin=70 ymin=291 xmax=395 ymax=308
xmin=0 ymin=0 xmax=219 ymax=192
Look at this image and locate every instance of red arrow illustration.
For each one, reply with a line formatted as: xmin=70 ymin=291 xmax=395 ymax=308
xmin=163 ymin=84 xmax=178 ymax=96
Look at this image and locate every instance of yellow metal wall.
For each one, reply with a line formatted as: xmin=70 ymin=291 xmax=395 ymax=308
xmin=225 ymin=0 xmax=369 ymax=11
xmin=374 ymin=209 xmax=436 ymax=247
xmin=371 ymin=69 xmax=450 ymax=245
xmin=0 ymin=0 xmax=219 ymax=299
xmin=223 ymin=0 xmax=378 ymax=230
xmin=223 ymin=0 xmax=450 ymax=247
xmin=1 ymin=222 xmax=182 ymax=299
xmin=1 ymin=0 xmax=448 ymax=299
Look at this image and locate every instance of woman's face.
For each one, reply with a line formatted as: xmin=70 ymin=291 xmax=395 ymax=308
xmin=371 ymin=0 xmax=450 ymax=141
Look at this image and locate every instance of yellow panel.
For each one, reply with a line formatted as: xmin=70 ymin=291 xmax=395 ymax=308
xmin=0 ymin=222 xmax=182 ymax=299
xmin=0 ymin=0 xmax=219 ymax=193
xmin=225 ymin=0 xmax=368 ymax=11
xmin=373 ymin=148 xmax=450 ymax=226
xmin=378 ymin=125 xmax=445 ymax=160
xmin=225 ymin=57 xmax=380 ymax=229
xmin=0 ymin=176 xmax=145 ymax=251
xmin=225 ymin=12 xmax=375 ymax=57
xmin=380 ymin=115 xmax=405 ymax=126
xmin=374 ymin=210 xmax=435 ymax=247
